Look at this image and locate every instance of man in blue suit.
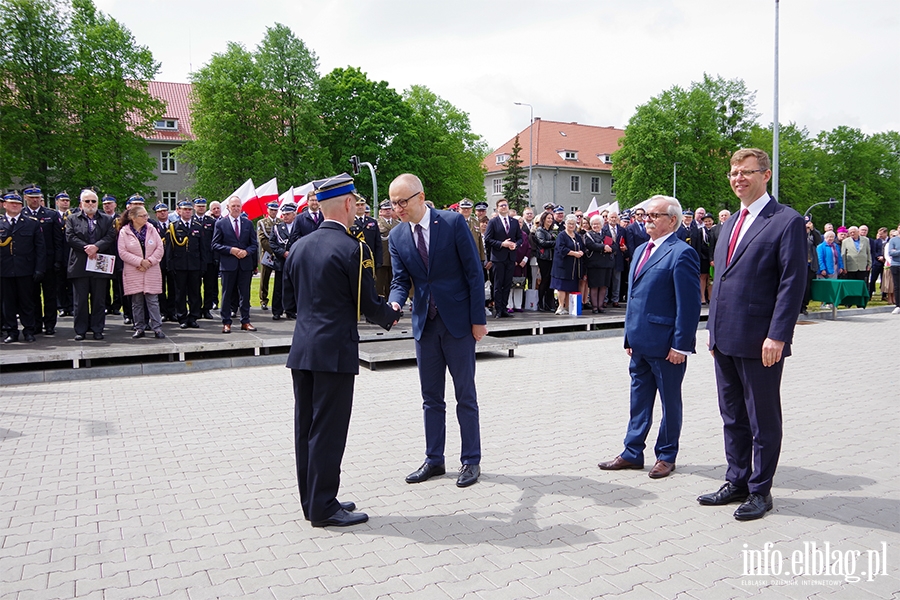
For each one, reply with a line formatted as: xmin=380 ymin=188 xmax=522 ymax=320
xmin=699 ymin=148 xmax=806 ymax=521
xmin=598 ymin=195 xmax=701 ymax=479
xmin=212 ymin=196 xmax=258 ymax=333
xmin=388 ymin=173 xmax=487 ymax=488
xmin=483 ymin=198 xmax=521 ymax=318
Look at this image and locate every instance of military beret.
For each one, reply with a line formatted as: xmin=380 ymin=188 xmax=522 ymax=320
xmin=154 ymin=203 xmax=168 ymax=212
xmin=459 ymin=199 xmax=473 ymax=208
xmin=177 ymin=200 xmax=193 ymax=208
xmin=280 ymin=202 xmax=297 ymax=213
xmin=266 ymin=201 xmax=279 ymax=209
xmin=23 ymin=184 xmax=42 ymax=196
xmin=54 ymin=191 xmax=70 ymax=201
xmin=3 ymin=192 xmax=23 ymax=203
xmin=102 ymin=194 xmax=116 ymax=204
xmin=193 ymin=197 xmax=207 ymax=206
xmin=315 ymin=173 xmax=355 ymax=201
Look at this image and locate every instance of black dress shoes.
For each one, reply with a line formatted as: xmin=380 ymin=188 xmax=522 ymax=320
xmin=74 ymin=334 xmax=85 ymax=341
xmin=311 ymin=508 xmax=368 ymax=528
xmin=598 ymin=456 xmax=643 ymax=470
xmin=43 ymin=328 xmax=55 ymax=335
xmin=339 ymin=501 xmax=356 ymax=512
xmin=24 ymin=333 xmax=36 ymax=342
xmin=272 ymin=314 xmax=283 ymax=321
xmin=154 ymin=331 xmax=166 ymax=339
xmin=697 ymin=482 xmax=750 ymax=506
xmin=734 ymin=493 xmax=773 ymax=521
xmin=92 ymin=332 xmax=104 ymax=340
xmin=456 ymin=464 xmax=480 ymax=487
xmin=201 ymin=311 xmax=214 ymax=320
xmin=179 ymin=322 xmax=189 ymax=329
xmin=3 ymin=335 xmax=17 ymax=343
xmin=405 ymin=462 xmax=446 ymax=483
xmin=132 ymin=330 xmax=145 ymax=339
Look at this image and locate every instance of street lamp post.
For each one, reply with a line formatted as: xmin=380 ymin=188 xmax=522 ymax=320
xmin=773 ymin=0 xmax=780 ymax=199
xmin=514 ymin=102 xmax=533 ymax=207
xmin=673 ymin=162 xmax=680 ymax=198
xmin=841 ymin=180 xmax=846 ymax=227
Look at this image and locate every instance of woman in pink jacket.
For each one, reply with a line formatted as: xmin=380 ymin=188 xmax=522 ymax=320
xmin=117 ymin=205 xmax=166 ymax=339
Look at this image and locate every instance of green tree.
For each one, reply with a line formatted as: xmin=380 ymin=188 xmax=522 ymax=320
xmin=612 ymin=74 xmax=759 ymax=212
xmin=501 ymin=134 xmax=527 ymax=212
xmin=749 ymin=122 xmax=825 ymax=214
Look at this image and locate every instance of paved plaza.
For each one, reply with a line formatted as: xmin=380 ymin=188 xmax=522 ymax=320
xmin=1 ymin=311 xmax=898 ymax=599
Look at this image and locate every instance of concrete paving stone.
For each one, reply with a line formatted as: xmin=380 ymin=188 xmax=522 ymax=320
xmin=223 ymin=547 xmax=278 ymax=570
xmin=157 ymin=572 xmax=213 ymax=596
xmin=237 ymin=570 xmax=295 ymax=594
xmin=286 ymin=560 xmax=342 ymax=584
xmin=13 ymin=583 xmax=75 ymax=600
xmin=481 ymin=579 xmax=547 ymax=600
xmin=103 ymin=579 xmax=161 ymax=599
xmin=270 ymin=580 xmax=328 ymax=600
xmin=352 ymin=575 xmax=416 ymax=600
xmin=181 ymin=579 xmax=246 ymax=600
xmin=74 ymin=571 xmax=129 ymax=596
xmin=434 ymin=573 xmax=497 ymax=597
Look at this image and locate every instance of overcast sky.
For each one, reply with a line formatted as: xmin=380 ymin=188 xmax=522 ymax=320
xmin=97 ymin=0 xmax=898 ymax=151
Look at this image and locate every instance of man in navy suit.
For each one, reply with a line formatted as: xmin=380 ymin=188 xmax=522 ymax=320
xmin=483 ymin=198 xmax=521 ymax=318
xmin=699 ymin=148 xmax=806 ymax=521
xmin=212 ymin=196 xmax=258 ymax=333
xmin=295 ymin=191 xmax=322 ymax=238
xmin=598 ymin=195 xmax=701 ymax=479
xmin=388 ymin=173 xmax=487 ymax=488
xmin=286 ymin=173 xmax=400 ymax=527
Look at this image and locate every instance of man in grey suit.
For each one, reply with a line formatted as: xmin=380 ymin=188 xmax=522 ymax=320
xmin=699 ymin=148 xmax=806 ymax=521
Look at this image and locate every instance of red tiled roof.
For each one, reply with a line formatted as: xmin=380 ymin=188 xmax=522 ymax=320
xmin=146 ymin=81 xmax=194 ymax=142
xmin=483 ymin=119 xmax=624 ymax=173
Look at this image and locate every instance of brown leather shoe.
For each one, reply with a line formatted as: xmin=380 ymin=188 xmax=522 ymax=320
xmin=598 ymin=456 xmax=643 ymax=470
xmin=648 ymin=460 xmax=675 ymax=479
xmin=241 ymin=323 xmax=257 ymax=332
xmin=222 ymin=324 xmax=231 ymax=334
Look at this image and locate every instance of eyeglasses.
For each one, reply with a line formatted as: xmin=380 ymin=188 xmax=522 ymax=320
xmin=727 ymin=169 xmax=766 ymax=179
xmin=82 ymin=199 xmax=98 ymax=204
xmin=390 ymin=191 xmax=420 ymax=209
xmin=645 ymin=212 xmax=671 ymax=220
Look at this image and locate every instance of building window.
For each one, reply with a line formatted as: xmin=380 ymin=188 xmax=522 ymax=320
xmin=154 ymin=119 xmax=178 ymax=130
xmin=610 ymin=177 xmax=616 ymax=195
xmin=495 ymin=154 xmax=508 ymax=165
xmin=492 ymin=178 xmax=502 ymax=195
xmin=598 ymin=154 xmax=612 ymax=164
xmin=591 ymin=177 xmax=600 ymax=194
xmin=564 ymin=151 xmax=577 ymax=160
xmin=161 ymin=191 xmax=177 ymax=207
xmin=570 ymin=175 xmax=580 ymax=193
xmin=160 ymin=151 xmax=177 ymax=173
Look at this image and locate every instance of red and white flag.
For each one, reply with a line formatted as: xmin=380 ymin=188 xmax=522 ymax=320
xmin=292 ymin=181 xmax=315 ymax=212
xmin=586 ymin=197 xmax=600 ymax=219
xmin=252 ymin=177 xmax=279 ymax=219
xmin=226 ymin=178 xmax=257 ymax=218
xmin=275 ymin=187 xmax=294 ymax=218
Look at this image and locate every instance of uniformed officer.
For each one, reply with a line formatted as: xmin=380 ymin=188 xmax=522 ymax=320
xmin=269 ymin=202 xmax=302 ymax=320
xmin=257 ymin=201 xmax=280 ymax=311
xmin=474 ymin=201 xmax=489 ymax=224
xmin=285 ymin=172 xmax=400 ymax=527
xmin=459 ymin=198 xmax=486 ymax=265
xmin=152 ymin=203 xmax=177 ymax=321
xmin=1 ymin=192 xmax=46 ymax=342
xmin=375 ymin=200 xmax=399 ymax=297
xmin=22 ymin=185 xmax=64 ymax=335
xmin=349 ymin=193 xmax=382 ymax=273
xmin=54 ymin=192 xmax=75 ymax=316
xmin=167 ymin=200 xmax=206 ymax=328
xmin=193 ymin=198 xmax=218 ymax=319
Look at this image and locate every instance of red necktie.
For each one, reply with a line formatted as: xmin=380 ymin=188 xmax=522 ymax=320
xmin=726 ymin=209 xmax=749 ymax=266
xmin=233 ymin=218 xmax=239 ymax=238
xmin=635 ymin=242 xmax=654 ymax=276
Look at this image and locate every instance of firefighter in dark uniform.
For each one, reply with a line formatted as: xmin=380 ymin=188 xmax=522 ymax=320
xmin=54 ymin=192 xmax=75 ymax=316
xmin=284 ymin=173 xmax=400 ymax=527
xmin=193 ymin=197 xmax=218 ymax=318
xmin=1 ymin=192 xmax=46 ymax=342
xmin=269 ymin=202 xmax=302 ymax=320
xmin=152 ymin=202 xmax=177 ymax=321
xmin=22 ymin=185 xmax=64 ymax=335
xmin=167 ymin=200 xmax=207 ymax=329
xmin=349 ymin=193 xmax=382 ymax=270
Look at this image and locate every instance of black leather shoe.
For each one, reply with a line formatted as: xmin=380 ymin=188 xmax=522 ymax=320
xmin=132 ymin=330 xmax=145 ymax=339
xmin=339 ymin=501 xmax=356 ymax=512
xmin=24 ymin=333 xmax=36 ymax=342
xmin=3 ymin=335 xmax=17 ymax=343
xmin=272 ymin=314 xmax=283 ymax=320
xmin=179 ymin=322 xmax=189 ymax=329
xmin=43 ymin=328 xmax=55 ymax=335
xmin=202 ymin=311 xmax=214 ymax=320
xmin=734 ymin=493 xmax=773 ymax=521
xmin=405 ymin=462 xmax=446 ymax=483
xmin=311 ymin=508 xmax=368 ymax=528
xmin=188 ymin=321 xmax=199 ymax=328
xmin=93 ymin=332 xmax=104 ymax=340
xmin=697 ymin=482 xmax=750 ymax=506
xmin=154 ymin=331 xmax=166 ymax=339
xmin=123 ymin=316 xmax=132 ymax=325
xmin=74 ymin=334 xmax=85 ymax=341
xmin=285 ymin=313 xmax=296 ymax=320
xmin=456 ymin=464 xmax=480 ymax=487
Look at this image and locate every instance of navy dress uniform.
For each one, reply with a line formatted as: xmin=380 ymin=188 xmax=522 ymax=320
xmin=269 ymin=202 xmax=302 ymax=319
xmin=54 ymin=192 xmax=76 ymax=316
xmin=1 ymin=192 xmax=46 ymax=342
xmin=193 ymin=198 xmax=218 ymax=318
xmin=256 ymin=201 xmax=280 ymax=310
xmin=152 ymin=203 xmax=177 ymax=321
xmin=350 ymin=196 xmax=383 ymax=270
xmin=167 ymin=200 xmax=207 ymax=328
xmin=22 ymin=185 xmax=64 ymax=334
xmin=285 ymin=173 xmax=400 ymax=527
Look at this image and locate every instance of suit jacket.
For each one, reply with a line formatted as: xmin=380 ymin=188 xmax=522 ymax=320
xmin=269 ymin=220 xmax=302 ymax=271
xmin=483 ymin=214 xmax=521 ymax=263
xmin=600 ymin=223 xmax=627 ymax=271
xmin=296 ymin=210 xmax=322 ymax=238
xmin=285 ymin=221 xmax=398 ymax=373
xmin=707 ymin=196 xmax=806 ymax=359
xmin=24 ymin=205 xmax=64 ymax=269
xmin=0 ymin=213 xmax=46 ymax=278
xmin=65 ymin=211 xmax=117 ymax=278
xmin=166 ymin=219 xmax=207 ymax=271
xmin=624 ymin=221 xmax=650 ymax=260
xmin=212 ymin=215 xmax=258 ymax=272
xmin=624 ymin=235 xmax=701 ymax=358
xmin=351 ymin=215 xmax=383 ymax=268
xmin=389 ymin=209 xmax=486 ymax=340
xmin=841 ymin=236 xmax=871 ymax=272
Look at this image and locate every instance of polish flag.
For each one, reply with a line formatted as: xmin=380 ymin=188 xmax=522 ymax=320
xmin=586 ymin=197 xmax=600 ymax=219
xmin=607 ymin=201 xmax=620 ymax=215
xmin=275 ymin=187 xmax=293 ymax=218
xmin=226 ymin=178 xmax=257 ymax=218
xmin=252 ymin=177 xmax=279 ymax=219
xmin=292 ymin=181 xmax=315 ymax=212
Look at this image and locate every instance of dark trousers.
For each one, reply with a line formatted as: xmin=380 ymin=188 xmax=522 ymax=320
xmin=200 ymin=262 xmax=219 ymax=310
xmin=1 ymin=275 xmax=36 ymax=336
xmin=491 ymin=258 xmax=514 ymax=314
xmin=107 ymin=271 xmax=124 ymax=313
xmin=32 ymin=268 xmax=57 ymax=330
xmin=801 ymin=267 xmax=815 ymax=310
xmin=283 ymin=269 xmax=296 ymax=317
xmin=72 ymin=277 xmax=108 ymax=335
xmin=713 ymin=348 xmax=784 ymax=496
xmin=622 ymin=350 xmax=686 ymax=464
xmin=159 ymin=268 xmax=177 ymax=319
xmin=892 ymin=266 xmax=900 ymax=307
xmin=415 ymin=313 xmax=481 ymax=466
xmin=869 ymin=262 xmax=884 ymax=296
xmin=375 ymin=265 xmax=392 ymax=298
xmin=259 ymin=263 xmax=273 ymax=305
xmin=292 ymin=369 xmax=355 ymax=522
xmin=220 ymin=269 xmax=252 ymax=325
xmin=537 ymin=259 xmax=554 ymax=309
xmin=173 ymin=269 xmax=201 ymax=325
xmin=847 ymin=270 xmax=868 ymax=282
xmin=56 ymin=268 xmax=72 ymax=313
xmin=271 ymin=268 xmax=284 ymax=316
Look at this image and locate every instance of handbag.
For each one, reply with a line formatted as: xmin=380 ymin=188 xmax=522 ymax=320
xmin=511 ymin=276 xmax=526 ymax=290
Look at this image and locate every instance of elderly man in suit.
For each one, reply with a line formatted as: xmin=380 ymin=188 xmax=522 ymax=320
xmin=601 ymin=211 xmax=628 ymax=307
xmin=388 ymin=173 xmax=487 ymax=488
xmin=483 ymin=198 xmax=522 ymax=318
xmin=598 ymin=195 xmax=701 ymax=479
xmin=841 ymin=226 xmax=871 ymax=282
xmin=700 ymin=148 xmax=806 ymax=521
xmin=212 ymin=196 xmax=258 ymax=333
xmin=286 ymin=173 xmax=400 ymax=527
